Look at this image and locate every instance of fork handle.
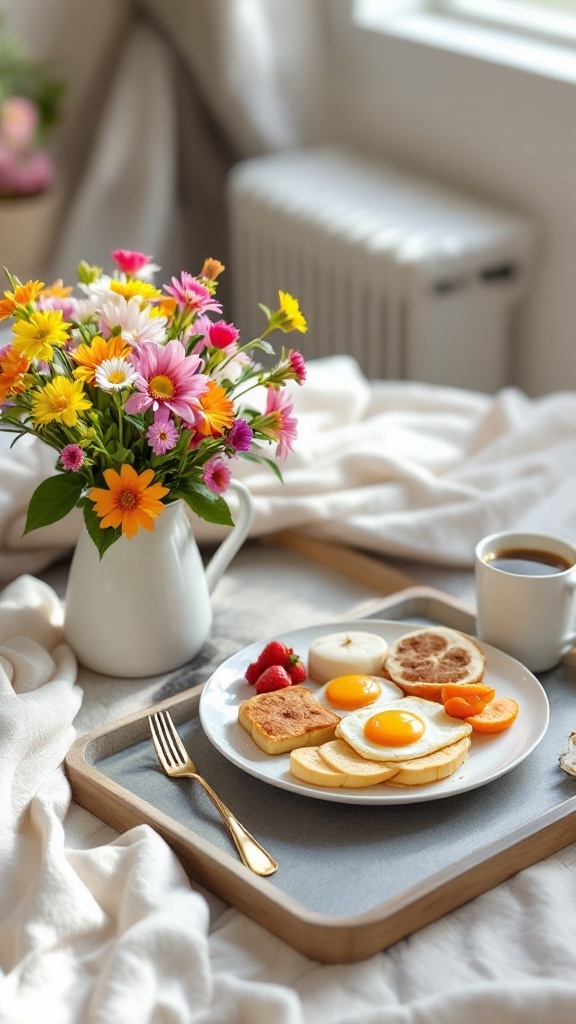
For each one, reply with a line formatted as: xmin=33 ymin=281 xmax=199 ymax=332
xmin=192 ymin=774 xmax=278 ymax=876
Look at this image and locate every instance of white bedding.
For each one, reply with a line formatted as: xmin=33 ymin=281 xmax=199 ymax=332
xmin=2 ymin=362 xmax=576 ymax=1021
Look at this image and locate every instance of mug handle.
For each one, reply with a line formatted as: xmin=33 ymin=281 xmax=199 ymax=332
xmin=561 ymin=575 xmax=576 ymax=651
xmin=205 ymin=480 xmax=255 ymax=594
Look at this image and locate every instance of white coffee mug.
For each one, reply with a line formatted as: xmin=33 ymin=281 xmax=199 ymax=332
xmin=475 ymin=530 xmax=576 ymax=672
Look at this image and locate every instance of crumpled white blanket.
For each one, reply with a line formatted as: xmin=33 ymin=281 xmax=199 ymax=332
xmin=2 ymin=355 xmax=576 ymax=585
xmin=2 ymin=569 xmax=576 ymax=1022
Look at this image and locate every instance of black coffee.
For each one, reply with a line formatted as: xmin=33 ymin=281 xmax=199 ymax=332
xmin=485 ymin=547 xmax=573 ymax=576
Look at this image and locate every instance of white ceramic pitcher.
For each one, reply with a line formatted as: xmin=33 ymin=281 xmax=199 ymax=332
xmin=64 ymin=480 xmax=254 ymax=678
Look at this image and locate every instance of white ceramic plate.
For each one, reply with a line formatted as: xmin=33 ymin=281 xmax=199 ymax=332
xmin=199 ymin=620 xmax=550 ymax=804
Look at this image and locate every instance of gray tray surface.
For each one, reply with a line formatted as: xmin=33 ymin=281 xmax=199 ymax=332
xmin=93 ymin=600 xmax=576 ymax=920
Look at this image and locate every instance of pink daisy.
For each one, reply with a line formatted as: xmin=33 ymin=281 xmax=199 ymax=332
xmin=203 ymin=455 xmax=231 ymax=495
xmin=146 ymin=407 xmax=179 ymax=455
xmin=164 ymin=272 xmax=222 ymax=316
xmin=261 ymin=388 xmax=298 ymax=461
xmin=125 ymin=340 xmax=209 ymax=424
xmin=60 ymin=444 xmax=85 ymax=472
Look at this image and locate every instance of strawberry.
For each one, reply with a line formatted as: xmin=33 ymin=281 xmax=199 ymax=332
xmin=254 ymin=664 xmax=292 ymax=694
xmin=256 ymin=640 xmax=293 ymax=672
xmin=245 ymin=660 xmax=261 ymax=685
xmin=287 ymin=657 xmax=307 ymax=685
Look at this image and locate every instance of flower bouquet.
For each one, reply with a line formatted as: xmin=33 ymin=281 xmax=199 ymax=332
xmin=0 ymin=249 xmax=307 ymax=559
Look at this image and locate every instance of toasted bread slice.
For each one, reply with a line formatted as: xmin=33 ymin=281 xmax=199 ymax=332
xmin=290 ymin=747 xmax=349 ymax=787
xmin=384 ymin=735 xmax=471 ymax=786
xmin=238 ymin=685 xmax=339 ymax=755
xmin=385 ymin=627 xmax=485 ymax=701
xmin=317 ymin=738 xmax=400 ymax=783
xmin=291 ymin=743 xmax=399 ymax=788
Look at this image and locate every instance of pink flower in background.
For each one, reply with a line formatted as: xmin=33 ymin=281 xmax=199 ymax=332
xmin=146 ymin=407 xmax=179 ymax=455
xmin=164 ymin=272 xmax=222 ymax=316
xmin=60 ymin=443 xmax=85 ymax=472
xmin=111 ymin=249 xmax=156 ymax=277
xmin=261 ymin=387 xmax=298 ymax=461
xmin=125 ymin=339 xmax=209 ymax=423
xmin=0 ymin=96 xmax=38 ymax=150
xmin=0 ymin=145 xmax=54 ymax=197
xmin=203 ymin=455 xmax=231 ymax=494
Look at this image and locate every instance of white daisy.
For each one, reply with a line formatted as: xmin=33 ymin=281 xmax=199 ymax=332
xmin=99 ymin=294 xmax=168 ymax=347
xmin=94 ymin=357 xmax=138 ymax=392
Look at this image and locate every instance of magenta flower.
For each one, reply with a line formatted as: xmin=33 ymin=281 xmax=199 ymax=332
xmin=125 ymin=340 xmax=209 ymax=424
xmin=207 ymin=320 xmax=240 ymax=349
xmin=111 ymin=249 xmax=154 ymax=276
xmin=228 ymin=418 xmax=253 ymax=452
xmin=261 ymin=387 xmax=298 ymax=461
xmin=146 ymin=407 xmax=179 ymax=455
xmin=288 ymin=349 xmax=307 ymax=384
xmin=164 ymin=272 xmax=222 ymax=316
xmin=60 ymin=444 xmax=85 ymax=472
xmin=203 ymin=455 xmax=231 ymax=494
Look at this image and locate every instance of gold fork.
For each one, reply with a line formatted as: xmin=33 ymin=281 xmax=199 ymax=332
xmin=148 ymin=710 xmax=278 ymax=876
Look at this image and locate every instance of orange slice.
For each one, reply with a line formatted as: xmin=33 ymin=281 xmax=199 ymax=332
xmin=444 ymin=694 xmax=488 ymax=719
xmin=466 ymin=697 xmax=519 ymax=733
xmin=385 ymin=627 xmax=486 ymax=702
xmin=441 ymin=683 xmax=496 ymax=704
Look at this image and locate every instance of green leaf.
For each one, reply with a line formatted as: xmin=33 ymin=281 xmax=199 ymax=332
xmin=23 ymin=474 xmax=84 ymax=535
xmin=241 ymin=451 xmax=284 ymax=482
xmin=174 ymin=486 xmax=234 ymax=527
xmin=80 ymin=499 xmax=121 ymax=558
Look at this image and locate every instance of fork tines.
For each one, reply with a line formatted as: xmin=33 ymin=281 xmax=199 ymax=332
xmin=149 ymin=710 xmax=186 ymax=768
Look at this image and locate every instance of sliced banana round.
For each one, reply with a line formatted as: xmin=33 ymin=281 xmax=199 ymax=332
xmin=385 ymin=626 xmax=485 ymax=701
xmin=308 ymin=630 xmax=388 ymax=685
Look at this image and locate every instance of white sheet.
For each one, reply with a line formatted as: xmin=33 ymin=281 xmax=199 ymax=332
xmin=1 ymin=572 xmax=576 ymax=1024
xmin=3 ymin=355 xmax=576 ymax=584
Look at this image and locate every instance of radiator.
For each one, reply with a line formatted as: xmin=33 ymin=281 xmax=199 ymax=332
xmin=227 ymin=146 xmax=536 ymax=391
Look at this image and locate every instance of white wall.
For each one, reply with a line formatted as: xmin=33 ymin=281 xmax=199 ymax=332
xmin=326 ymin=4 xmax=576 ymax=396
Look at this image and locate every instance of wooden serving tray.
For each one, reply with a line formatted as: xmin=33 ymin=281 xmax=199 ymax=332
xmin=65 ymin=585 xmax=576 ymax=964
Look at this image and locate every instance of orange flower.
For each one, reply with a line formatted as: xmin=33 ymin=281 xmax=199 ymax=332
xmin=200 ymin=258 xmax=225 ymax=282
xmin=39 ymin=279 xmax=74 ymax=300
xmin=71 ymin=334 xmax=132 ymax=384
xmin=88 ymin=464 xmax=170 ymax=539
xmin=0 ymin=345 xmax=31 ymax=402
xmin=0 ymin=280 xmax=44 ymax=320
xmin=197 ymin=380 xmax=234 ymax=437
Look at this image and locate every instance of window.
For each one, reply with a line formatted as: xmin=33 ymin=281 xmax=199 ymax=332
xmin=432 ymin=1 xmax=576 ymax=47
xmin=352 ymin=0 xmax=576 ymax=78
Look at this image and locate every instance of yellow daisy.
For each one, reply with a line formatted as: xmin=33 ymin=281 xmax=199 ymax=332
xmin=266 ymin=291 xmax=307 ymax=335
xmin=109 ymin=279 xmax=162 ymax=303
xmin=12 ymin=309 xmax=71 ymax=362
xmin=31 ymin=376 xmax=92 ymax=428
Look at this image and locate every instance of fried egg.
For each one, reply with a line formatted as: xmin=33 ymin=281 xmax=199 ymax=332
xmin=313 ymin=674 xmax=404 ymax=718
xmin=336 ymin=695 xmax=473 ymax=761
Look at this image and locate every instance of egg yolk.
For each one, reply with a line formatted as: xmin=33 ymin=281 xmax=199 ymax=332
xmin=364 ymin=709 xmax=425 ymax=747
xmin=325 ymin=675 xmax=381 ymax=710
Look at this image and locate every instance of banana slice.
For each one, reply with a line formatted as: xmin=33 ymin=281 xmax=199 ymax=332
xmin=308 ymin=630 xmax=388 ymax=685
